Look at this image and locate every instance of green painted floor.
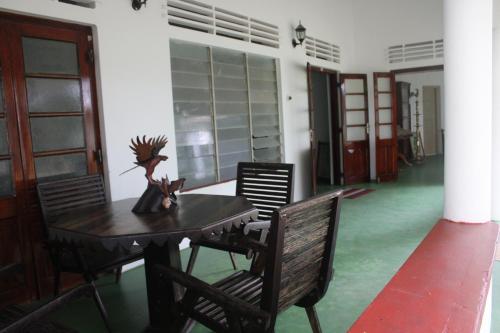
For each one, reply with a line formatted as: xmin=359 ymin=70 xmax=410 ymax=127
xmin=49 ymin=155 xmax=500 ymax=332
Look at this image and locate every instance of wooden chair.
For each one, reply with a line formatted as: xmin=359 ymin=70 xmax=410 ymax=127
xmin=156 ymin=190 xmax=343 ymax=333
xmin=0 ymin=263 xmax=108 ymax=333
xmin=37 ymin=174 xmax=144 ymax=332
xmin=186 ymin=162 xmax=294 ymax=275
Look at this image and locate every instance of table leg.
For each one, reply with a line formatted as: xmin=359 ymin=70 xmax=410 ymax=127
xmin=144 ymin=241 xmax=186 ymax=332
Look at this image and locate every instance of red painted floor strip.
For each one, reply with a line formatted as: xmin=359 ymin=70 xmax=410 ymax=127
xmin=348 ymin=219 xmax=499 ymax=333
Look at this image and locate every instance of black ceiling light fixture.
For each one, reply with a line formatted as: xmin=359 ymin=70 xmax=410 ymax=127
xmin=292 ymin=21 xmax=307 ymax=48
xmin=132 ymin=0 xmax=147 ymax=10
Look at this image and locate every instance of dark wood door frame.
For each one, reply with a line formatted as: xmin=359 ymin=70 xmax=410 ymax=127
xmin=0 ymin=11 xmax=103 ymax=304
xmin=307 ymin=64 xmax=341 ymax=195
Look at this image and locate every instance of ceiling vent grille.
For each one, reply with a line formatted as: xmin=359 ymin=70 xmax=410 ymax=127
xmin=305 ymin=37 xmax=341 ymax=64
xmin=388 ymin=39 xmax=443 ymax=64
xmin=166 ymin=0 xmax=280 ymax=49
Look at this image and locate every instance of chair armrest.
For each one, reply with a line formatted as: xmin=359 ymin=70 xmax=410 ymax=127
xmin=0 ymin=263 xmax=23 ymax=280
xmin=243 ymin=220 xmax=271 ymax=235
xmin=155 ymin=264 xmax=270 ymax=323
xmin=2 ymin=284 xmax=93 ymax=333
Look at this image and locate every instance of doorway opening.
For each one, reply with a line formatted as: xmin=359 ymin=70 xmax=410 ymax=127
xmin=393 ymin=66 xmax=444 ymax=167
xmin=307 ymin=65 xmax=342 ymax=195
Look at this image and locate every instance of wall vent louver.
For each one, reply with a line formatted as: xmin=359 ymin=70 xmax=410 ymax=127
xmin=166 ymin=0 xmax=280 ymax=49
xmin=305 ymin=36 xmax=341 ymax=64
xmin=387 ymin=39 xmax=443 ymax=64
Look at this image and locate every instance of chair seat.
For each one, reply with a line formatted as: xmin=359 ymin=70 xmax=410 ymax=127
xmin=58 ymin=243 xmax=143 ymax=273
xmin=192 ymin=270 xmax=263 ymax=327
xmin=0 ymin=305 xmax=77 ymax=333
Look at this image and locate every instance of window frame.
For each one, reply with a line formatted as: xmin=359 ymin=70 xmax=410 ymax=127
xmin=170 ymin=39 xmax=285 ymax=191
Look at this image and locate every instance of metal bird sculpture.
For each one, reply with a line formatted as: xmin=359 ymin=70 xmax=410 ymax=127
xmin=125 ymin=135 xmax=186 ymax=213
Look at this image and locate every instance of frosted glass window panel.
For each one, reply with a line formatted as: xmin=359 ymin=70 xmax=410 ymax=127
xmin=35 ymin=153 xmax=87 ymax=183
xmin=219 ymin=151 xmax=251 ymax=169
xmin=377 ymin=78 xmax=391 ymax=91
xmin=0 ymin=119 xmax=8 ymax=155
xmin=247 ymin=55 xmax=275 ymax=70
xmin=251 ymin=103 xmax=278 ymax=115
xmin=174 ymin=102 xmax=212 ymax=120
xmin=30 ymin=116 xmax=85 ymax=153
xmin=175 ymin=130 xmax=215 ymax=147
xmin=22 ymin=37 xmax=79 ymax=75
xmin=172 ymin=72 xmax=211 ymax=89
xmin=173 ymin=87 xmax=211 ymax=102
xmin=254 ymin=147 xmax=281 ymax=162
xmin=178 ymin=156 xmax=217 ymax=189
xmin=214 ymin=77 xmax=247 ymax=90
xmin=219 ymin=138 xmax=252 ymax=154
xmin=248 ymin=68 xmax=276 ymax=81
xmin=26 ymin=78 xmax=82 ymax=113
xmin=213 ymin=63 xmax=246 ymax=78
xmin=170 ymin=40 xmax=210 ymax=61
xmin=177 ymin=144 xmax=215 ymax=160
xmin=253 ymin=136 xmax=280 ymax=150
xmin=0 ymin=160 xmax=13 ymax=196
xmin=345 ymin=95 xmax=365 ymax=109
xmin=379 ymin=124 xmax=392 ymax=139
xmin=212 ymin=48 xmax=245 ymax=66
xmin=250 ymin=90 xmax=277 ymax=103
xmin=215 ymin=102 xmax=248 ymax=116
xmin=346 ymin=126 xmax=366 ymax=141
xmin=253 ymin=126 xmax=280 ymax=138
xmin=214 ymin=90 xmax=247 ymax=103
xmin=217 ymin=128 xmax=249 ymax=141
xmin=171 ymin=58 xmax=210 ymax=74
xmin=252 ymin=114 xmax=279 ymax=127
xmin=378 ymin=94 xmax=392 ymax=108
xmin=379 ymin=109 xmax=392 ymax=124
xmin=219 ymin=165 xmax=238 ymax=182
xmin=344 ymin=79 xmax=364 ymax=93
xmin=216 ymin=114 xmax=250 ymax=130
xmin=346 ymin=111 xmax=365 ymax=126
xmin=250 ymin=80 xmax=277 ymax=91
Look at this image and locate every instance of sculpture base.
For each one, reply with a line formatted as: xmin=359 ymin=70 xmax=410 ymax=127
xmin=133 ymin=184 xmax=170 ymax=214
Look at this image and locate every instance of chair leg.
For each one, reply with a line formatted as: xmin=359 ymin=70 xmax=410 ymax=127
xmin=90 ymin=281 xmax=113 ymax=333
xmin=228 ymin=252 xmax=238 ymax=270
xmin=186 ymin=245 xmax=200 ymax=275
xmin=305 ymin=306 xmax=322 ymax=333
xmin=115 ymin=266 xmax=122 ymax=283
xmin=180 ymin=318 xmax=196 ymax=333
xmin=53 ymin=268 xmax=61 ymax=297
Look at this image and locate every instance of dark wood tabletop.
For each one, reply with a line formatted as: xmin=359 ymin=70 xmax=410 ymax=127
xmin=49 ymin=194 xmax=259 ymax=251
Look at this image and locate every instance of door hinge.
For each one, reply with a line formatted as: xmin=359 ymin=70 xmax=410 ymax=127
xmin=366 ymin=123 xmax=370 ymax=134
xmin=87 ymin=48 xmax=95 ymax=64
xmin=309 ymin=129 xmax=314 ymax=142
xmin=94 ymin=149 xmax=103 ymax=164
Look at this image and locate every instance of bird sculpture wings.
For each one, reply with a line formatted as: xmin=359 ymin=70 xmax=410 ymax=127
xmin=130 ymin=135 xmax=168 ymax=165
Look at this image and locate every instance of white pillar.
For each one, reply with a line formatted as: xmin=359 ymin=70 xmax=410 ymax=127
xmin=491 ymin=1 xmax=500 ymax=221
xmin=443 ymin=0 xmax=493 ymax=222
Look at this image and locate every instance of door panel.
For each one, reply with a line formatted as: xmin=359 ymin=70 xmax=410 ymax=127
xmin=340 ymin=74 xmax=370 ymax=184
xmin=0 ymin=12 xmax=102 ymax=304
xmin=307 ymin=63 xmax=317 ymax=195
xmin=374 ymin=72 xmax=397 ymax=182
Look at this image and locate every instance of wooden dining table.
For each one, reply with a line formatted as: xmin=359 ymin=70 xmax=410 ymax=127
xmin=48 ymin=193 xmax=259 ymax=332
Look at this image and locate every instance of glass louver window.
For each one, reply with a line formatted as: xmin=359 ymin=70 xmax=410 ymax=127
xmin=170 ymin=40 xmax=283 ymax=190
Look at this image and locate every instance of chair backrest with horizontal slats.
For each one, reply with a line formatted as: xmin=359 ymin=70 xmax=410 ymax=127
xmin=37 ymin=175 xmax=106 ymax=234
xmin=261 ymin=190 xmax=342 ymax=323
xmin=236 ymin=162 xmax=294 ymax=221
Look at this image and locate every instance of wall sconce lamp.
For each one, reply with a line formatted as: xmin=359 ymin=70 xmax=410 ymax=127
xmin=132 ymin=0 xmax=147 ymax=10
xmin=292 ymin=21 xmax=307 ymax=48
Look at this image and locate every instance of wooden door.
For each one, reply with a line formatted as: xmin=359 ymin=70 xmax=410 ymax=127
xmin=307 ymin=63 xmax=318 ymax=195
xmin=374 ymin=72 xmax=397 ymax=182
xmin=423 ymin=86 xmax=439 ymax=155
xmin=339 ymin=74 xmax=370 ymax=184
xmin=0 ymin=12 xmax=102 ymax=304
